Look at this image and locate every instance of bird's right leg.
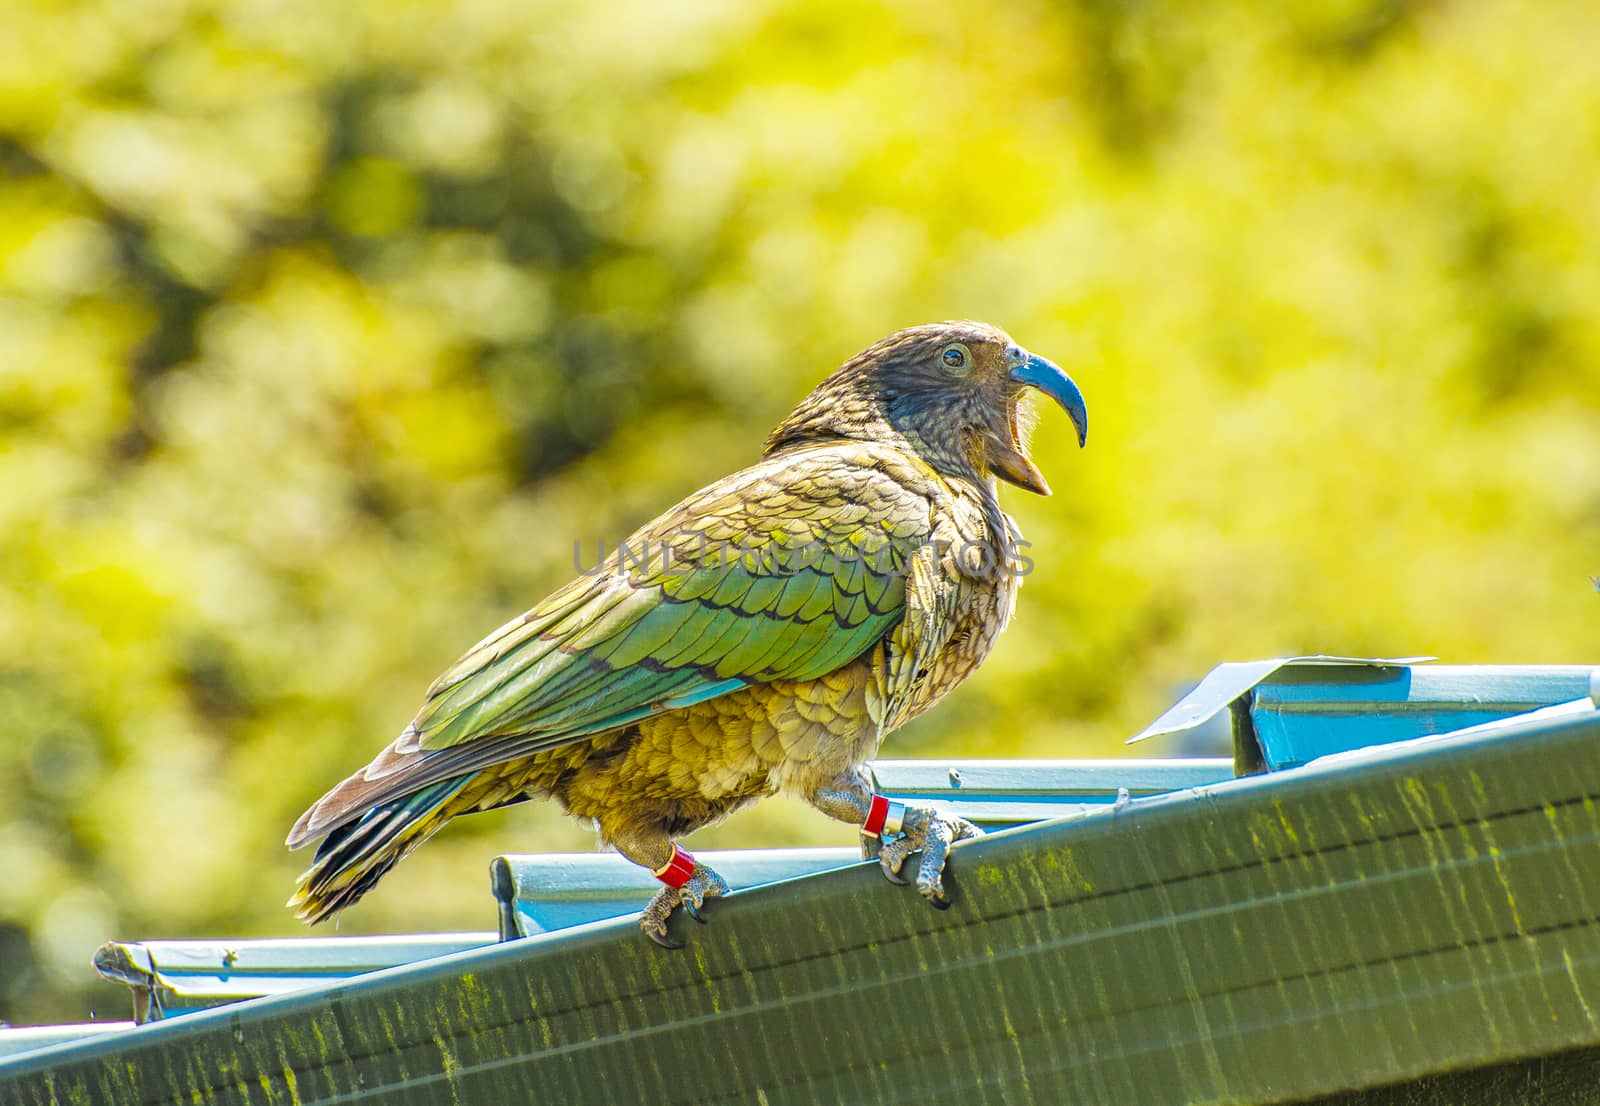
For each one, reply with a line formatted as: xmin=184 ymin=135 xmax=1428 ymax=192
xmin=607 ymin=823 xmax=730 ymax=948
xmin=806 ymin=770 xmax=983 ymax=908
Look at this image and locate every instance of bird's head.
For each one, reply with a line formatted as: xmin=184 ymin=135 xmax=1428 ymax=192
xmin=764 ymin=321 xmax=1087 ymax=495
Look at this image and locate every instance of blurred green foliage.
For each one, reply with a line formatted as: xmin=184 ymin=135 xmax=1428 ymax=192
xmin=1 ymin=0 xmax=1597 ymax=1025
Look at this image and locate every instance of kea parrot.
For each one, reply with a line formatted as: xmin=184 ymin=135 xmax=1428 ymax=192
xmin=287 ymin=321 xmax=1087 ymax=945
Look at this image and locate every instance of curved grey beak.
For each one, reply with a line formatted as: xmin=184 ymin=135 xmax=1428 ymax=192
xmin=1012 ymin=353 xmax=1087 ymax=447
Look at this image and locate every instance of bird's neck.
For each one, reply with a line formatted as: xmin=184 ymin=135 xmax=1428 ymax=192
xmin=906 ymin=429 xmax=995 ymax=496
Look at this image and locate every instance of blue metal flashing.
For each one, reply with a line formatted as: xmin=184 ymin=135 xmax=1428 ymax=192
xmin=492 ymin=848 xmax=860 ymax=939
xmin=868 ymin=757 xmax=1235 ymax=823
xmin=90 ymin=933 xmax=497 ymax=1022
xmin=1250 ymin=663 xmax=1598 ymax=769
xmin=0 ymin=1023 xmax=135 ymax=1061
xmin=1132 ymin=659 xmax=1596 ymax=770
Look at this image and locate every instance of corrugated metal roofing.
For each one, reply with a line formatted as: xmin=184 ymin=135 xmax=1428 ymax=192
xmin=4 ymin=676 xmax=1599 ymax=1104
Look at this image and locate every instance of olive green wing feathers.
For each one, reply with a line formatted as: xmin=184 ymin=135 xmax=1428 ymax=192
xmin=289 ymin=444 xmax=934 ymax=846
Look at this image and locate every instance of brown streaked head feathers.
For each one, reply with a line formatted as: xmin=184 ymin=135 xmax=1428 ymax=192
xmin=764 ymin=321 xmax=1086 ymax=496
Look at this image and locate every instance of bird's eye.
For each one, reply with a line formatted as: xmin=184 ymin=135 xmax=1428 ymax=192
xmin=941 ymin=345 xmax=969 ymax=370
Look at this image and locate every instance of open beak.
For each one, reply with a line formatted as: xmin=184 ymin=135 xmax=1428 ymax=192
xmin=987 ymin=351 xmax=1088 ymax=497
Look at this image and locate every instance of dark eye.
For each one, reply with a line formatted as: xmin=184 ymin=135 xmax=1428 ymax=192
xmin=941 ymin=345 xmax=967 ymax=369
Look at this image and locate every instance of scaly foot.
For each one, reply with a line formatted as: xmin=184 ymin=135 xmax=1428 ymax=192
xmin=875 ymin=804 xmax=984 ymax=908
xmin=640 ymin=863 xmax=730 ymax=948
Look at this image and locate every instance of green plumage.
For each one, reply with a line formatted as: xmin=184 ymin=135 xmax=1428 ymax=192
xmin=413 ymin=444 xmax=917 ymax=756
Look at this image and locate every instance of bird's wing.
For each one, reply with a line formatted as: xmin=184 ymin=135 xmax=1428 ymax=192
xmin=290 ymin=444 xmax=937 ymax=845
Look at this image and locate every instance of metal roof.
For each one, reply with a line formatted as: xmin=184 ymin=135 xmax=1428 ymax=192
xmin=3 ymin=664 xmax=1599 ymax=1104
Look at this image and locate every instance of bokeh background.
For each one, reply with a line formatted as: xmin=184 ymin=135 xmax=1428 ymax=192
xmin=3 ymin=0 xmax=1597 ymax=1025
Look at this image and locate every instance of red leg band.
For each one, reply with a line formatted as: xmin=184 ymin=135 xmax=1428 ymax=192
xmin=861 ymin=795 xmax=906 ymax=838
xmin=653 ymin=844 xmax=696 ymax=889
xmin=863 ymin=794 xmax=890 ymax=835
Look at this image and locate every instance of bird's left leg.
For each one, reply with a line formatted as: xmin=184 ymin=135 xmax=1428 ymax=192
xmin=608 ymin=824 xmax=730 ymax=948
xmin=806 ymin=770 xmax=983 ymax=908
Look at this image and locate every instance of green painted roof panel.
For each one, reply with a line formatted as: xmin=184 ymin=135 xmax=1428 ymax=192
xmin=5 ymin=698 xmax=1600 ymax=1104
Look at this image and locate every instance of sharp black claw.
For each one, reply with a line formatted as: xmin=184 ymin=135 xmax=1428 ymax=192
xmin=881 ymin=864 xmax=909 ymax=886
xmin=927 ymin=893 xmax=952 ymax=911
xmin=684 ymin=900 xmax=707 ymax=924
xmin=646 ymin=928 xmax=683 ymax=950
